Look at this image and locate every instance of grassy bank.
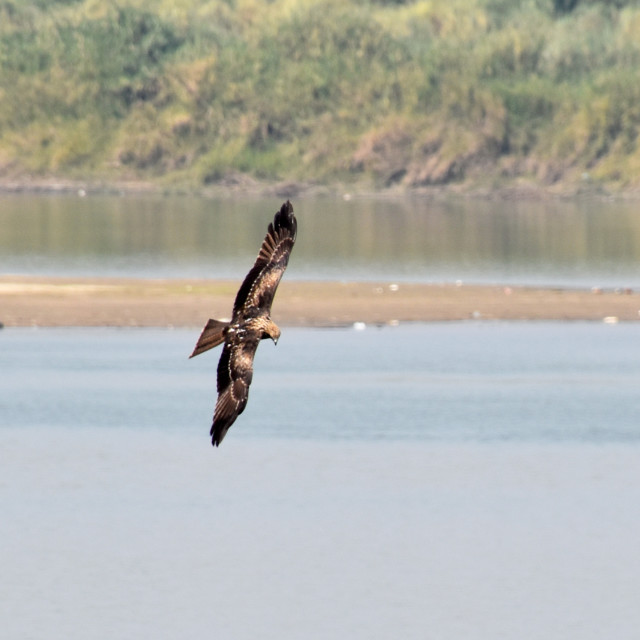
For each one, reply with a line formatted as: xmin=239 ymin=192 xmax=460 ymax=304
xmin=1 ymin=0 xmax=640 ymax=193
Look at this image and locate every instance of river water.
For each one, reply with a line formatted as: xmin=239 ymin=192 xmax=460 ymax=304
xmin=2 ymin=194 xmax=640 ymax=638
xmin=1 ymin=193 xmax=639 ymax=286
xmin=2 ymin=324 xmax=640 ymax=639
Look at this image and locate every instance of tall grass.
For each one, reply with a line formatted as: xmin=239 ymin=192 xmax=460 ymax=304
xmin=1 ymin=0 xmax=640 ymax=189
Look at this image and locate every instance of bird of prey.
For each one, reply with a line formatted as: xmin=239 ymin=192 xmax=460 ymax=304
xmin=189 ymin=201 xmax=297 ymax=446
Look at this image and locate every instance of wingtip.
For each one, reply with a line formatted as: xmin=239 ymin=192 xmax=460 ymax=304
xmin=211 ymin=422 xmax=226 ymax=447
xmin=276 ymin=200 xmax=293 ymax=219
xmin=274 ymin=200 xmax=296 ymax=238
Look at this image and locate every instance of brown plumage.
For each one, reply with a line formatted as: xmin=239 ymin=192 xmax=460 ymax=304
xmin=189 ymin=201 xmax=297 ymax=446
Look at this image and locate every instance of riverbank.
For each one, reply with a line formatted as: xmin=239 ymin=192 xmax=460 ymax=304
xmin=3 ymin=3 xmax=640 ymax=196
xmin=1 ymin=276 xmax=638 ymax=328
xmin=2 ymin=176 xmax=640 ymax=201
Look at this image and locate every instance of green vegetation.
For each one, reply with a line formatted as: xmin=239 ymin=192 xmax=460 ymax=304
xmin=1 ymin=0 xmax=640 ymax=191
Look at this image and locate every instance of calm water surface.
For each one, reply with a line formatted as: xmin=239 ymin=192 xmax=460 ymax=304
xmin=1 ymin=193 xmax=639 ymax=286
xmin=3 ymin=324 xmax=639 ymax=442
xmin=2 ymin=324 xmax=640 ymax=639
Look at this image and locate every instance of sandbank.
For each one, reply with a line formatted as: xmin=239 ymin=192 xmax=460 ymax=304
xmin=1 ymin=276 xmax=638 ymax=328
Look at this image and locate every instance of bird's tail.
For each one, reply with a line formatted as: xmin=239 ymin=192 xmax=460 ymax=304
xmin=189 ymin=319 xmax=229 ymax=358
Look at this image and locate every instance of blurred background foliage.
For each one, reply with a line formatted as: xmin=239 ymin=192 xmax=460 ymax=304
xmin=1 ymin=0 xmax=639 ymax=190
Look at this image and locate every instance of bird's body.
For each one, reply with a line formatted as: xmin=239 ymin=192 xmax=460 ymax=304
xmin=190 ymin=201 xmax=297 ymax=446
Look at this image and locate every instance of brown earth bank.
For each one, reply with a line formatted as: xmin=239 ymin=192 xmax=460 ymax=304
xmin=2 ymin=176 xmax=640 ymax=201
xmin=1 ymin=276 xmax=638 ymax=328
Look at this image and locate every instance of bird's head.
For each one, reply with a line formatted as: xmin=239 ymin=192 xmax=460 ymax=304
xmin=264 ymin=319 xmax=281 ymax=345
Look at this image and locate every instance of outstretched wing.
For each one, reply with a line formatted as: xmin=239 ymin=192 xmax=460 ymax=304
xmin=232 ymin=200 xmax=297 ymax=317
xmin=210 ymin=335 xmax=260 ymax=446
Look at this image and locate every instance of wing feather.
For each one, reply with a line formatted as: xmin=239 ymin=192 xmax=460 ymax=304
xmin=211 ymin=337 xmax=259 ymax=446
xmin=233 ymin=200 xmax=297 ymax=316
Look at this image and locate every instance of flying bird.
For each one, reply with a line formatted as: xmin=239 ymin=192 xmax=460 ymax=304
xmin=190 ymin=201 xmax=297 ymax=446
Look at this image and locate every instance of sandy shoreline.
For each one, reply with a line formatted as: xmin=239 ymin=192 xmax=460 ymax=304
xmin=1 ymin=275 xmax=638 ymax=328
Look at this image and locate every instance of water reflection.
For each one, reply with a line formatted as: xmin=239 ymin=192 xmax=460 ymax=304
xmin=0 ymin=193 xmax=639 ymax=285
